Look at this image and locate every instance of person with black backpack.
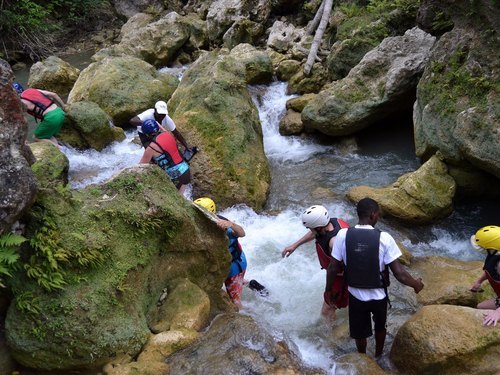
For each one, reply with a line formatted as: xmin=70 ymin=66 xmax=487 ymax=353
xmin=282 ymin=205 xmax=350 ymax=321
xmin=325 ymin=197 xmax=424 ymax=358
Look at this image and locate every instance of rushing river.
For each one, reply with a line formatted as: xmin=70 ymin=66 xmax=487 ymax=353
xmin=61 ymin=80 xmax=498 ymax=373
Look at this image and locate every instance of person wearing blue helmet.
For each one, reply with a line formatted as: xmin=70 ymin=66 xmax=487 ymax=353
xmin=13 ymin=81 xmax=66 ymax=147
xmin=129 ymin=100 xmax=196 ymax=159
xmin=139 ymin=119 xmax=191 ymax=195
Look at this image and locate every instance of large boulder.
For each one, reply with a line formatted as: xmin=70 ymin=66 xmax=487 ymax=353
xmin=347 ymin=154 xmax=456 ymax=224
xmin=390 ymin=305 xmax=500 ymax=375
xmin=410 ymin=256 xmax=495 ymax=307
xmin=27 ymin=56 xmax=80 ymax=96
xmin=206 ymin=0 xmax=272 ymax=44
xmin=68 ymin=56 xmax=179 ymax=126
xmin=327 ymin=2 xmax=420 ymax=81
xmin=166 ymin=313 xmax=321 ymax=374
xmin=0 ymin=59 xmax=37 ymax=235
xmin=414 ymin=0 xmax=500 ymax=180
xmin=5 ymin=166 xmax=231 ymax=371
xmin=112 ymin=0 xmax=165 ymax=19
xmin=228 ymin=43 xmax=273 ymax=84
xmin=61 ymin=101 xmax=126 ymax=151
xmin=107 ymin=12 xmax=191 ymax=67
xmin=267 ymin=20 xmax=305 ymax=53
xmin=303 ymin=27 xmax=435 ymax=136
xmin=168 ymin=50 xmax=271 ymax=210
xmin=29 ymin=143 xmax=69 ymax=188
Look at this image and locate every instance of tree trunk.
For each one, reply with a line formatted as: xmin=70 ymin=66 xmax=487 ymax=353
xmin=304 ymin=0 xmax=334 ymax=76
xmin=306 ymin=0 xmax=326 ymax=35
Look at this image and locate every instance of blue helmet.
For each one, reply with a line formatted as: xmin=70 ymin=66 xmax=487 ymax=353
xmin=13 ymin=82 xmax=24 ymax=94
xmin=142 ymin=119 xmax=160 ymax=135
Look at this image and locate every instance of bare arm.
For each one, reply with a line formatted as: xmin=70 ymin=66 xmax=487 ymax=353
xmin=172 ymin=128 xmax=190 ymax=150
xmin=471 ymin=271 xmax=487 ymax=291
xmin=38 ymin=89 xmax=65 ymax=108
xmin=388 ymin=259 xmax=424 ymax=293
xmin=281 ymin=230 xmax=315 ymax=257
xmin=217 ymin=219 xmax=245 ymax=237
xmin=130 ymin=116 xmax=142 ymax=127
xmin=323 ymin=257 xmax=342 ymax=306
xmin=139 ymin=147 xmax=155 ymax=164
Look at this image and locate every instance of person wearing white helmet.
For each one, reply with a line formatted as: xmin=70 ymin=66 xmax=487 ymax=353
xmin=282 ymin=204 xmax=350 ymax=320
xmin=469 ymin=225 xmax=500 ymax=326
xmin=130 ymin=100 xmax=195 ymax=157
xmin=325 ymin=198 xmax=424 ymax=358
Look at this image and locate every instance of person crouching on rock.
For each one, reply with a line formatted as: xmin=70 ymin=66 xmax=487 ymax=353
xmin=13 ymin=82 xmax=66 ymax=147
xmin=139 ymin=119 xmax=191 ymax=196
xmin=470 ymin=225 xmax=500 ymax=327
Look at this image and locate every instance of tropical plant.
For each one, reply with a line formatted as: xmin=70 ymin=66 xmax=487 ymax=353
xmin=0 ymin=233 xmax=25 ymax=288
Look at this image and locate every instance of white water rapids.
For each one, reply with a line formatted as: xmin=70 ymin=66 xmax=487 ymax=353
xmin=62 ymin=81 xmax=492 ymax=373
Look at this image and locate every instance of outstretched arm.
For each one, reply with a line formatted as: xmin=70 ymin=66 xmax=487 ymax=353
xmin=471 ymin=272 xmax=487 ymax=291
xmin=139 ymin=147 xmax=155 ymax=164
xmin=324 ymin=257 xmax=342 ymax=306
xmin=38 ymin=89 xmax=65 ymax=108
xmin=388 ymin=259 xmax=424 ymax=293
xmin=483 ymin=307 xmax=500 ymax=327
xmin=217 ymin=219 xmax=245 ymax=237
xmin=130 ymin=116 xmax=142 ymax=127
xmin=172 ymin=128 xmax=190 ymax=150
xmin=281 ymin=230 xmax=315 ymax=258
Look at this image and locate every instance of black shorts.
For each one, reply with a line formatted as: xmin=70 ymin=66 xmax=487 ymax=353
xmin=348 ymin=293 xmax=388 ymax=339
xmin=174 ymin=169 xmax=191 ymax=188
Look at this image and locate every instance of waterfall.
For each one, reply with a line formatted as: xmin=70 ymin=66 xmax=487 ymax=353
xmin=63 ymin=80 xmax=492 ymax=372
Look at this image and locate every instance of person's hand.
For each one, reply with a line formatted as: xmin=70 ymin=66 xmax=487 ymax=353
xmin=483 ymin=308 xmax=500 ymax=327
xmin=216 ymin=219 xmax=231 ymax=231
xmin=323 ymin=290 xmax=337 ymax=308
xmin=414 ymin=278 xmax=424 ymax=294
xmin=281 ymin=246 xmax=295 ymax=258
xmin=470 ymin=281 xmax=483 ymax=293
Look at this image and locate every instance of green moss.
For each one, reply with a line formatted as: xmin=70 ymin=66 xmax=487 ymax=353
xmin=420 ymin=49 xmax=496 ymax=116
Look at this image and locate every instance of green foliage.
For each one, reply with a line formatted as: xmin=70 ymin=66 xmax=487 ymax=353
xmin=431 ymin=11 xmax=454 ymax=33
xmin=422 ymin=50 xmax=495 ymax=116
xmin=0 ymin=233 xmax=25 ymax=287
xmin=366 ymin=0 xmax=419 ymax=15
xmin=25 ymin=205 xmax=109 ymax=292
xmin=338 ymin=3 xmax=364 ymax=18
xmin=15 ymin=291 xmax=41 ymax=314
xmin=0 ymin=0 xmax=106 ymax=60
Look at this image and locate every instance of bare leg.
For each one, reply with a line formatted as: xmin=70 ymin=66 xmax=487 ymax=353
xmin=178 ymin=184 xmax=188 ymax=197
xmin=321 ymin=301 xmax=337 ymax=322
xmin=355 ymin=338 xmax=367 ymax=354
xmin=375 ymin=329 xmax=386 ymax=357
xmin=34 ymin=136 xmax=60 ymax=148
xmin=477 ymin=299 xmax=496 ymax=310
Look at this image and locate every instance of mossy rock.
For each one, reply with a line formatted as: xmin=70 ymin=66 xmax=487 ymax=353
xmin=61 ymin=101 xmax=125 ymax=151
xmin=68 ymin=56 xmax=179 ymax=127
xmin=6 ymin=166 xmax=231 ymax=371
xmin=29 ymin=142 xmax=69 ymax=189
xmin=168 ymin=49 xmax=270 ymax=210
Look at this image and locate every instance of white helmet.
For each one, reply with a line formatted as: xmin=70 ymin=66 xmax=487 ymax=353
xmin=301 ymin=205 xmax=330 ymax=229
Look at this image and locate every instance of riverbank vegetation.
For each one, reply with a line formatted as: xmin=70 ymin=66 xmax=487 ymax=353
xmin=0 ymin=0 xmax=113 ymax=61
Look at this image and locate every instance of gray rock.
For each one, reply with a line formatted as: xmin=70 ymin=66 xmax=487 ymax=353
xmin=303 ymin=27 xmax=435 ymax=136
xmin=28 ymin=56 xmax=80 ymax=96
xmin=207 ymin=0 xmax=272 ymax=44
xmin=0 ymin=59 xmax=37 ymax=235
xmin=414 ymin=0 xmax=500 ymax=183
xmin=166 ymin=313 xmax=320 ymax=374
xmin=68 ymin=56 xmax=179 ymax=126
xmin=267 ymin=20 xmax=305 ymax=53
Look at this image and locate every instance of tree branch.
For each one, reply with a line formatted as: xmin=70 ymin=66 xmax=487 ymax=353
xmin=304 ymin=0 xmax=334 ymax=76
